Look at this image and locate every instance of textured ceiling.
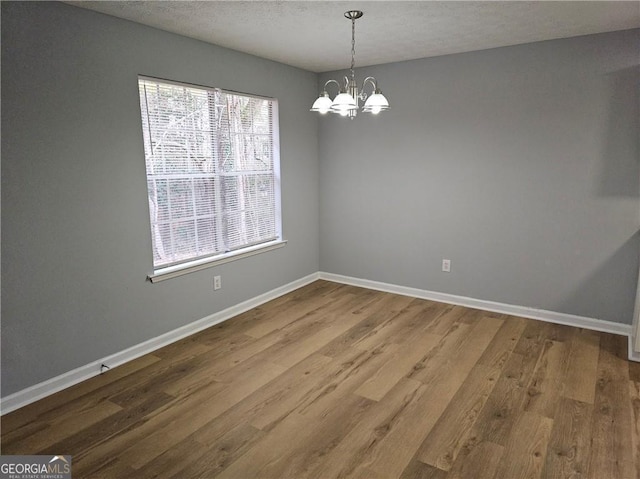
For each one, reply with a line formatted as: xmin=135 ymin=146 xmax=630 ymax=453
xmin=66 ymin=1 xmax=640 ymax=72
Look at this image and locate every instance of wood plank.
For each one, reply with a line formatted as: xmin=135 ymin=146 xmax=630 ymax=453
xmin=545 ymin=322 xmax=576 ymax=343
xmin=561 ymin=328 xmax=600 ymax=404
xmin=363 ymin=385 xmax=451 ymax=479
xmin=522 ymin=338 xmax=571 ymax=418
xmin=0 ymin=353 xmax=161 ymax=434
xmin=77 ymin=342 xmax=229 ymax=409
xmin=423 ymin=304 xmax=469 ymax=336
xmin=628 ymin=359 xmax=639 ymax=479
xmin=71 ymin=358 xmax=281 ymax=474
xmin=1 ymin=398 xmax=122 ymax=454
xmin=346 ymin=319 xmax=503 ymax=479
xmin=476 ymin=315 xmax=527 ymax=370
xmin=295 ymin=342 xmax=400 ymax=419
xmin=213 ymin=392 xmax=376 ymax=479
xmin=415 ymin=364 xmax=500 ymax=471
xmin=447 ymin=441 xmax=503 ymax=479
xmin=629 ymin=378 xmax=640 ymax=479
xmin=318 ymin=293 xmax=416 ymax=357
xmin=70 ymin=380 xmax=228 ymax=477
xmin=409 ymin=317 xmax=503 ymax=386
xmin=355 ymin=331 xmax=441 ymax=401
xmin=42 ymin=392 xmax=174 ymax=457
xmin=492 ymin=411 xmax=553 ymax=479
xmin=264 ymin=292 xmax=387 ymax=369
xmin=109 ymin=352 xmax=220 ymax=407
xmin=120 ymin=358 xmax=287 ymax=470
xmin=83 ymin=457 xmax=137 ymax=479
xmin=543 ymin=397 xmax=592 ymax=479
xmin=162 ymin=296 xmax=372 ymax=398
xmin=400 ymin=460 xmax=449 ymax=479
xmin=414 ymin=317 xmax=525 ymax=471
xmin=186 ymin=345 xmax=378 ymax=446
xmin=0 ymin=421 xmax=48 ymax=449
xmin=629 ymin=359 xmax=640 ymax=383
xmin=350 ymin=466 xmax=391 ymax=479
xmin=303 ymin=377 xmax=426 ymax=479
xmin=458 ymin=307 xmax=490 ymax=325
xmin=234 ymin=280 xmax=344 ymax=327
xmin=160 ymin=334 xmax=274 ymax=397
xmin=243 ymin=284 xmax=361 ymax=338
xmin=165 ymin=294 xmax=368 ymax=395
xmin=588 ymin=333 xmax=635 ymax=479
xmin=159 ymin=424 xmax=265 ymax=479
xmin=405 ymin=321 xmax=474 ymax=384
xmin=166 ymin=290 xmax=379 ymax=400
xmin=146 ymin=339 xmax=213 ymax=362
xmin=466 ymin=320 xmax=550 ymax=447
xmin=352 ymin=298 xmax=442 ymax=352
xmin=383 ymin=300 xmax=450 ymax=345
xmin=191 ymin=353 xmax=333 ymax=444
xmin=133 ymin=438 xmax=208 ymax=479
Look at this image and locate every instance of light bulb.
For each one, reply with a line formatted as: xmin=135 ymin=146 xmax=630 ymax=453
xmin=339 ymin=110 xmax=349 ymax=117
xmin=371 ymin=106 xmax=382 ymax=115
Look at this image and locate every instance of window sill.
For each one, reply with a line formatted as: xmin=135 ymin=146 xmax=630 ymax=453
xmin=147 ymin=240 xmax=287 ymax=283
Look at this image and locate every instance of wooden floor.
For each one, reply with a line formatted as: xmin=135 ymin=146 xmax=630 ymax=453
xmin=2 ymin=280 xmax=639 ymax=478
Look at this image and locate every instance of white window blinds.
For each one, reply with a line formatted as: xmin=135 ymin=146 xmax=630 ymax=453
xmin=138 ymin=77 xmax=281 ymax=270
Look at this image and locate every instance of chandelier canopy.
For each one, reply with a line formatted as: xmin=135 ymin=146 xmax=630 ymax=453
xmin=310 ymin=10 xmax=389 ymax=119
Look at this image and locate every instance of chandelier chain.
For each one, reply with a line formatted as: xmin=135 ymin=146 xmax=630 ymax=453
xmin=350 ymin=16 xmax=356 ymax=80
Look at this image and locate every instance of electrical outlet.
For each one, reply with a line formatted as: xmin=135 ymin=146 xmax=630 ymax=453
xmin=442 ymin=259 xmax=451 ymax=272
xmin=214 ymin=275 xmax=222 ymax=290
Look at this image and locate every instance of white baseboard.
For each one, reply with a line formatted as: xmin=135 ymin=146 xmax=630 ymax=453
xmin=3 ymin=269 xmax=637 ymax=415
xmin=0 ymin=273 xmax=320 ymax=415
xmin=319 ymin=272 xmax=634 ymax=341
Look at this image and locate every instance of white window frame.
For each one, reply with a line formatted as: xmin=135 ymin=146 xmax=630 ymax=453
xmin=138 ymin=76 xmax=285 ymax=282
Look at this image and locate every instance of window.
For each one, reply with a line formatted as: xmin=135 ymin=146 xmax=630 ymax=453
xmin=138 ymin=77 xmax=282 ymax=278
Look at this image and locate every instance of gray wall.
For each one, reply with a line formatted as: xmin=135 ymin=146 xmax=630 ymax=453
xmin=1 ymin=2 xmax=319 ymax=396
xmin=319 ymin=29 xmax=639 ymax=325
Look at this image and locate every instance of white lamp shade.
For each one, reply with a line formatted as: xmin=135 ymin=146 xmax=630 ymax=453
xmin=331 ymin=92 xmax=358 ymax=111
xmin=310 ymin=93 xmax=333 ymax=114
xmin=362 ymin=92 xmax=389 ymax=114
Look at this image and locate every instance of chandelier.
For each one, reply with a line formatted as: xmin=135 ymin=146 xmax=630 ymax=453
xmin=310 ymin=10 xmax=389 ymax=119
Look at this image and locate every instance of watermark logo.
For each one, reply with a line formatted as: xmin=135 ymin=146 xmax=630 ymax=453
xmin=0 ymin=455 xmax=71 ymax=479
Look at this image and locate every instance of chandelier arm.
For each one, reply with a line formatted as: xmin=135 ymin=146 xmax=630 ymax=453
xmin=322 ymin=79 xmax=342 ymax=94
xmin=361 ymin=76 xmax=379 ymax=93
